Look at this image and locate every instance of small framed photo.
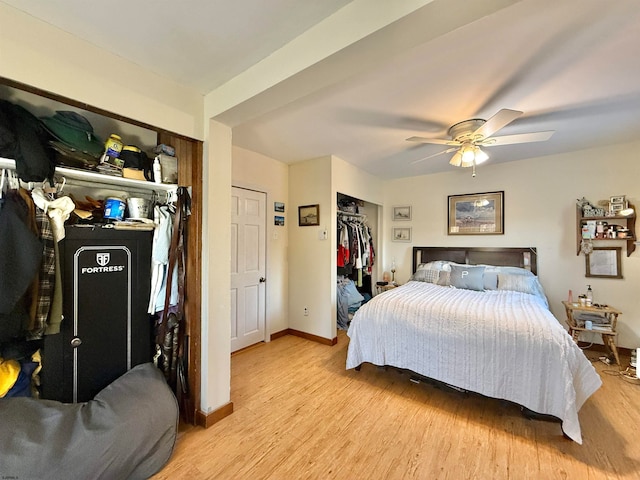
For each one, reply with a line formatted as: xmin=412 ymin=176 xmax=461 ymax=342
xmin=274 ymin=202 xmax=285 ymax=212
xmin=610 ymin=202 xmax=625 ymax=214
xmin=393 ymin=205 xmax=412 ymax=221
xmin=392 ymin=227 xmax=412 ymax=242
xmin=609 ymin=195 xmax=625 ymax=205
xmin=298 ymin=204 xmax=319 ymax=226
xmin=274 ymin=215 xmax=285 ymax=226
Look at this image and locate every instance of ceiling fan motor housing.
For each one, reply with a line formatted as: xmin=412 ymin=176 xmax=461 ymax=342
xmin=448 ymin=118 xmax=486 ymax=142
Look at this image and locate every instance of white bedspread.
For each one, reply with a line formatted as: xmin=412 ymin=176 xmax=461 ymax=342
xmin=346 ymin=281 xmax=602 ymax=444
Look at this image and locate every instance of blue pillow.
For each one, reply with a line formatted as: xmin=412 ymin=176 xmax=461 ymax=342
xmin=483 ymin=271 xmax=499 ymax=290
xmin=449 ymin=265 xmax=485 ymax=291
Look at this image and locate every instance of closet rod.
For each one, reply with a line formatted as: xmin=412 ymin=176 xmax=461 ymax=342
xmin=338 ymin=210 xmax=366 ymax=218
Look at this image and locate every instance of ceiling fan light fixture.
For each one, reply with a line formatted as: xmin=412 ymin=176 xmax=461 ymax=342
xmin=460 ymin=156 xmax=475 ymax=168
xmin=460 ymin=143 xmax=475 ymax=163
xmin=473 ymin=146 xmax=489 ymax=164
xmin=449 ymin=150 xmax=463 ymax=167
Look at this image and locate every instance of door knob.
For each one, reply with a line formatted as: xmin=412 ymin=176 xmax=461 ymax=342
xmin=70 ymin=337 xmax=82 ymax=348
xmin=259 ymin=277 xmax=266 ymax=283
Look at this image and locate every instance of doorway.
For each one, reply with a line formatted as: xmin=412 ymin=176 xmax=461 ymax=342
xmin=230 ymin=187 xmax=267 ymax=352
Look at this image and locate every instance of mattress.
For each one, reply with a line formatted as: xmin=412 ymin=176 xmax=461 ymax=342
xmin=346 ymin=281 xmax=602 ymax=444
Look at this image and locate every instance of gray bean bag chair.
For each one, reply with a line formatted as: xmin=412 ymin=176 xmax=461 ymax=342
xmin=0 ymin=362 xmax=178 ymax=479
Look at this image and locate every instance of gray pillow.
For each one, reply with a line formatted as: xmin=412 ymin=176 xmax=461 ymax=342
xmin=449 ymin=265 xmax=486 ymax=291
xmin=411 ymin=268 xmax=439 ymax=283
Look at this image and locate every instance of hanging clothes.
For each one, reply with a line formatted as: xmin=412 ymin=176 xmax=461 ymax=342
xmin=337 ymin=211 xmax=375 ymax=285
xmin=148 ymin=204 xmax=178 ymax=315
xmin=0 ymin=190 xmax=42 ymax=343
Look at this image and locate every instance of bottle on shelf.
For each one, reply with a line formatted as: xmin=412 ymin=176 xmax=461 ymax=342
xmin=586 ymin=285 xmax=593 ymax=306
xmin=152 ymin=157 xmax=162 ymax=184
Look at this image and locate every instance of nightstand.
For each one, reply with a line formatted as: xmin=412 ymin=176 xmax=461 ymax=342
xmin=562 ymin=301 xmax=622 ymax=366
xmin=375 ymin=283 xmax=398 ymax=295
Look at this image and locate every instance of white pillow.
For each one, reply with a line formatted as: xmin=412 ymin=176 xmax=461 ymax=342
xmin=415 ymin=261 xmax=452 ymax=272
xmin=498 ymin=274 xmax=539 ymax=295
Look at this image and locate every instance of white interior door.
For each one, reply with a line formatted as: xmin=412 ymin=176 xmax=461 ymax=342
xmin=230 ymin=187 xmax=266 ymax=352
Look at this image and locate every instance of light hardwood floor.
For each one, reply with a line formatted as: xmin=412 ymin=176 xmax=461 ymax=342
xmin=154 ymin=332 xmax=640 ymax=479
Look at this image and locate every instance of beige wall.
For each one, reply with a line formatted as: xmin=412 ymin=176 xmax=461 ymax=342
xmin=232 ymin=146 xmax=290 ymax=336
xmin=383 ymin=141 xmax=640 ymax=349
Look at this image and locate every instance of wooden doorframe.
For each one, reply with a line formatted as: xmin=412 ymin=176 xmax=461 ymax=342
xmin=159 ymin=133 xmax=203 ymax=424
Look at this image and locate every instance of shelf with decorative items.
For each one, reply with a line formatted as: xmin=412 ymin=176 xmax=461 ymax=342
xmin=576 ymin=197 xmax=636 ymax=257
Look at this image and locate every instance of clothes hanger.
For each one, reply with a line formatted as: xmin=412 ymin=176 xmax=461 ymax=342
xmin=0 ymin=169 xmax=6 ymax=199
xmin=7 ymin=169 xmax=19 ymax=190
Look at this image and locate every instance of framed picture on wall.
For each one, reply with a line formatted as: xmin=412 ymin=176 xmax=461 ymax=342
xmin=298 ymin=204 xmax=320 ymax=226
xmin=448 ymin=191 xmax=504 ymax=235
xmin=586 ymin=247 xmax=622 ymax=279
xmin=392 ymin=227 xmax=412 ymax=242
xmin=393 ymin=205 xmax=412 ymax=221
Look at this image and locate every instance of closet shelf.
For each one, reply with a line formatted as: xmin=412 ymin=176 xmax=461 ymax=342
xmin=1 ymin=157 xmax=178 ymax=193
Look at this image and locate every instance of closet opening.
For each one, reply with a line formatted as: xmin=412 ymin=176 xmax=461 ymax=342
xmin=336 ymin=193 xmax=379 ymax=332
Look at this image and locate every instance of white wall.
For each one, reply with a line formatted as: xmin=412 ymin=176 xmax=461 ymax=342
xmin=0 ymin=3 xmax=203 ymax=140
xmin=232 ymin=146 xmax=290 ymax=336
xmin=288 ymin=157 xmax=333 ymax=339
xmin=200 ymin=120 xmax=232 ymax=413
xmin=383 ymin=141 xmax=640 ymax=349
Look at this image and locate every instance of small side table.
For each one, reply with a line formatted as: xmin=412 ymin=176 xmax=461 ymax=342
xmin=562 ymin=301 xmax=622 ymax=366
xmin=375 ymin=283 xmax=398 ymax=295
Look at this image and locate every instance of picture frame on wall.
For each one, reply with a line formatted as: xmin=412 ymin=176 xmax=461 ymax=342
xmin=586 ymin=247 xmax=622 ymax=279
xmin=393 ymin=205 xmax=412 ymax=221
xmin=274 ymin=202 xmax=285 ymax=212
xmin=392 ymin=227 xmax=412 ymax=242
xmin=448 ymin=191 xmax=504 ymax=235
xmin=298 ymin=204 xmax=320 ymax=226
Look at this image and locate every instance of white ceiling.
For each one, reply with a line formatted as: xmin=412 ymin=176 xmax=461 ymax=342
xmin=5 ymin=0 xmax=640 ymax=179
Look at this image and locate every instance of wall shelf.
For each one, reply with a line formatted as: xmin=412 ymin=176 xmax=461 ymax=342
xmin=576 ymin=202 xmax=636 ymax=257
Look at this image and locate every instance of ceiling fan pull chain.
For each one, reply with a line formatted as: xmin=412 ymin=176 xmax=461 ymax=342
xmin=472 ymin=161 xmax=477 ymax=178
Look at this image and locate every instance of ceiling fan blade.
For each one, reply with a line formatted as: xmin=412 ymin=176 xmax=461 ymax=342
xmin=410 ymin=147 xmax=458 ymax=165
xmin=480 ymin=130 xmax=554 ymax=147
xmin=473 ymin=109 xmax=523 ymax=139
xmin=406 ymin=136 xmax=460 ymax=146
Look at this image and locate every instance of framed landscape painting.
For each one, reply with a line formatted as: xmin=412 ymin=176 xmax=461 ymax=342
xmin=448 ymin=191 xmax=504 ymax=235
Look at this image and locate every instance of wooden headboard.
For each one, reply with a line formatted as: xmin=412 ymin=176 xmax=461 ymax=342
xmin=412 ymin=247 xmax=538 ymax=276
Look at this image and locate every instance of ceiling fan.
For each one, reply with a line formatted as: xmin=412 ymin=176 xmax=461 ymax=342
xmin=406 ymin=109 xmax=554 ymax=175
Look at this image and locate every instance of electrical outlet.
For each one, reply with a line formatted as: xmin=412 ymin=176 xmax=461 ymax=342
xmin=304 ymin=307 xmax=309 ymax=316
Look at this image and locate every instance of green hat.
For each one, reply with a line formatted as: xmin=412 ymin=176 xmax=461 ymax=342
xmin=41 ymin=111 xmax=103 ymax=158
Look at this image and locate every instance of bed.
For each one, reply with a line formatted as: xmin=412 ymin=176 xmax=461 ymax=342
xmin=346 ymin=247 xmax=602 ymax=444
